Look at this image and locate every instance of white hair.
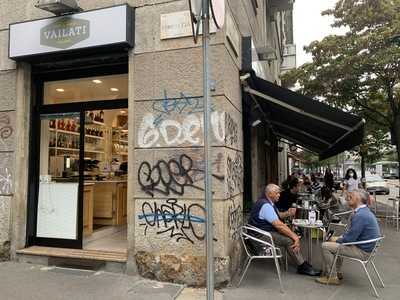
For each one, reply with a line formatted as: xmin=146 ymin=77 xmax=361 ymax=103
xmin=351 ymin=189 xmax=369 ymax=204
xmin=265 ymin=184 xmax=280 ymax=194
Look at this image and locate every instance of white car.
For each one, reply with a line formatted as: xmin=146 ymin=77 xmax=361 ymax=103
xmin=365 ymin=175 xmax=390 ymax=195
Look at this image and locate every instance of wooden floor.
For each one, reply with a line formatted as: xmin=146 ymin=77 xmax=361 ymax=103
xmin=16 ymin=246 xmax=127 ymax=262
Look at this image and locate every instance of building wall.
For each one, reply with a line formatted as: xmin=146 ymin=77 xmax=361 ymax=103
xmin=0 ymin=0 xmax=293 ymax=286
xmin=130 ymin=0 xmax=243 ymax=286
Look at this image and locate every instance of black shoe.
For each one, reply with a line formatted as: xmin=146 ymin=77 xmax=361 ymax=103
xmin=297 ymin=262 xmax=321 ymax=276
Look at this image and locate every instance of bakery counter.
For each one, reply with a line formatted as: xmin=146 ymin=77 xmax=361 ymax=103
xmin=90 ymin=181 xmax=127 ymax=226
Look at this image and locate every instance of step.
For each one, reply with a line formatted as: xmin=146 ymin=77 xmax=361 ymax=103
xmin=16 ymin=246 xmax=128 ymax=262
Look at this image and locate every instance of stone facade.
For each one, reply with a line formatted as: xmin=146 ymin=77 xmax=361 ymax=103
xmin=0 ymin=0 xmax=293 ymax=285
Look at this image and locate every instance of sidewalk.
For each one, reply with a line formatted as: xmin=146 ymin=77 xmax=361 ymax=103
xmin=221 ymin=216 xmax=400 ymax=300
xmin=0 ymin=262 xmax=183 ymax=300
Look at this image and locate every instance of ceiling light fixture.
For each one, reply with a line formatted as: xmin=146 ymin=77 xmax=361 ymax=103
xmin=56 ymin=88 xmax=65 ymax=92
xmin=120 ymin=110 xmax=126 ymax=114
xmin=110 ymin=88 xmax=119 ymax=92
xmin=92 ymin=79 xmax=102 ymax=84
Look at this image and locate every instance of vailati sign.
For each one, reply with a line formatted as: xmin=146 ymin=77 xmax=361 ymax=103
xmin=9 ymin=4 xmax=134 ymax=60
xmin=40 ymin=18 xmax=90 ymax=49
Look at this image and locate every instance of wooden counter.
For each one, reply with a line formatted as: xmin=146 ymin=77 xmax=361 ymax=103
xmin=83 ymin=183 xmax=94 ymax=236
xmin=91 ymin=181 xmax=127 ymax=226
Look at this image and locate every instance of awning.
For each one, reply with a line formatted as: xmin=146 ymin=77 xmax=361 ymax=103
xmin=242 ymin=72 xmax=365 ymax=160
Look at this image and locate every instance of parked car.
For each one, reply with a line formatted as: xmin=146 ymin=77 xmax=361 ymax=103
xmin=383 ymin=172 xmax=399 ymax=179
xmin=365 ymin=175 xmax=390 ymax=195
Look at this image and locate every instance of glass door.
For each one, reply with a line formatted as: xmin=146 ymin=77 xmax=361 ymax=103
xmin=35 ymin=113 xmax=83 ymax=248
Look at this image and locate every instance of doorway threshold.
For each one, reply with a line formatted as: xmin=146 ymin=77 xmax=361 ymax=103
xmin=16 ymin=246 xmax=127 ymax=262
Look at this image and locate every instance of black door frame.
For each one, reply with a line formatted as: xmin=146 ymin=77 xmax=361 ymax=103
xmin=26 ymin=63 xmax=128 ymax=249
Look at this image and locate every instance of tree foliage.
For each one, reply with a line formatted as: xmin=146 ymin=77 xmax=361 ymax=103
xmin=282 ymin=0 xmax=400 ymax=167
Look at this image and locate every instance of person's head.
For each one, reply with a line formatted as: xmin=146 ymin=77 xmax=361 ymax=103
xmin=265 ymin=184 xmax=281 ymax=202
xmin=345 ymin=168 xmax=358 ymax=180
xmin=288 ymin=177 xmax=299 ymax=193
xmin=321 ymin=186 xmax=332 ymax=200
xmin=303 ymin=176 xmax=311 ymax=185
xmin=311 ymin=174 xmax=317 ymax=182
xmin=347 ymin=189 xmax=368 ymax=209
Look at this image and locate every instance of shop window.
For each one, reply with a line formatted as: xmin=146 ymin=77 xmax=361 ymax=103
xmin=43 ymin=74 xmax=128 ymax=104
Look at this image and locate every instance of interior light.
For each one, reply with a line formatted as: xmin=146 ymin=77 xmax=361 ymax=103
xmin=110 ymin=88 xmax=119 ymax=92
xmin=56 ymin=88 xmax=65 ymax=92
xmin=120 ymin=110 xmax=126 ymax=114
xmin=92 ymin=79 xmax=102 ymax=84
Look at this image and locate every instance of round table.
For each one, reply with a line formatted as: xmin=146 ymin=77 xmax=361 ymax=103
xmin=292 ymin=219 xmax=324 ymax=265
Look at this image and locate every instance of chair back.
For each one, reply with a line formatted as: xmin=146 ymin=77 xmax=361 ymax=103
xmin=365 ymin=236 xmax=384 ymax=263
xmin=240 ymin=225 xmax=275 ymax=257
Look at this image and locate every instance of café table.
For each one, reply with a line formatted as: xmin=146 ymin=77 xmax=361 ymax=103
xmin=292 ymin=219 xmax=324 ymax=265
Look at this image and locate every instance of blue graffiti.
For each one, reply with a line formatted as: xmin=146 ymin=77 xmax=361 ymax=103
xmin=151 ymin=90 xmax=215 ymax=126
xmin=138 ymin=198 xmax=206 ymax=244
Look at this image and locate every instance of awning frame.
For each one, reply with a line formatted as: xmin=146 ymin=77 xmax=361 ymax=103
xmin=241 ymin=72 xmax=365 ymax=160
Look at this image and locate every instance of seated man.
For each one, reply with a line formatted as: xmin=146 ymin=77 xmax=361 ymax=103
xmin=316 ymin=189 xmax=381 ymax=285
xmin=276 ymin=178 xmax=299 ymax=212
xmin=248 ymin=183 xmax=320 ymax=276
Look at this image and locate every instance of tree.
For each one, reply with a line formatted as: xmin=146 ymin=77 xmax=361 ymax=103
xmin=282 ymin=0 xmax=400 ymax=187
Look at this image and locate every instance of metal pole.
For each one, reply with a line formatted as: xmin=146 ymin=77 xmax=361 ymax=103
xmin=202 ymin=0 xmax=214 ymax=299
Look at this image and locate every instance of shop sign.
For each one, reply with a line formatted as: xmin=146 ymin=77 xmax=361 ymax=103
xmin=9 ymin=4 xmax=134 ymax=60
xmin=40 ymin=18 xmax=90 ymax=49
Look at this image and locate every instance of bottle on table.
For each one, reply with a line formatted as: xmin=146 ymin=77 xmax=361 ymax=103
xmin=308 ymin=205 xmax=316 ymax=225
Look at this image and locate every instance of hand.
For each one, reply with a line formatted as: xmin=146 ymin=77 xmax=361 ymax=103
xmin=288 ymin=208 xmax=297 ymax=217
xmin=330 ymin=236 xmax=340 ymax=242
xmin=291 ymin=236 xmax=301 ymax=253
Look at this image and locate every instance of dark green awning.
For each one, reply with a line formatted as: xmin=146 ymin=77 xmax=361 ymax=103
xmin=242 ymin=72 xmax=365 ymax=160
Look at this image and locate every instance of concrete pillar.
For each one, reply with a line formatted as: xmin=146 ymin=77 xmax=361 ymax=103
xmin=130 ymin=1 xmax=244 ymax=286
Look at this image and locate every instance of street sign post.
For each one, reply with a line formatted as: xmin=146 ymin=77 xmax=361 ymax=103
xmin=188 ymin=1 xmax=224 ymax=298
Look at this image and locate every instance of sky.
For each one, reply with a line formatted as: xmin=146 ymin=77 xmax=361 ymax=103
xmin=293 ymin=0 xmax=347 ymax=66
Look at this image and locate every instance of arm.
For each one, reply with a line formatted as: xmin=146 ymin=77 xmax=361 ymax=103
xmin=278 ymin=208 xmax=296 ymax=219
xmin=272 ymin=219 xmax=301 ymax=252
xmin=272 ymin=219 xmax=299 ymax=241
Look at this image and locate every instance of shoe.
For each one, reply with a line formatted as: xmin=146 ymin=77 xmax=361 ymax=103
xmin=337 ymin=272 xmax=344 ymax=280
xmin=297 ymin=262 xmax=321 ymax=276
xmin=315 ymin=276 xmax=341 ymax=285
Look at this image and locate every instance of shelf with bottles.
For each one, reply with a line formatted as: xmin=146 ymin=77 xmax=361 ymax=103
xmin=49 ymin=118 xmax=80 ymax=133
xmin=85 ymin=110 xmax=105 ymax=126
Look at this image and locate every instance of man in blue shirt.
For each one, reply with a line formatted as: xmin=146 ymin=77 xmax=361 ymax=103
xmin=316 ymin=189 xmax=381 ymax=285
xmin=248 ymin=184 xmax=321 ymax=276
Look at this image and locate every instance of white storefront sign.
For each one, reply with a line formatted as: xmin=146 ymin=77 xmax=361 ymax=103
xmin=9 ymin=4 xmax=134 ymax=59
xmin=160 ymin=10 xmax=216 ymax=40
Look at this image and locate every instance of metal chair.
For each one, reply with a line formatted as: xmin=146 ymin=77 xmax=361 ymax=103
xmin=385 ymin=198 xmax=399 ymax=231
xmin=327 ymin=236 xmax=385 ymax=298
xmin=238 ymin=225 xmax=285 ymax=293
xmin=323 ymin=210 xmax=353 ymax=240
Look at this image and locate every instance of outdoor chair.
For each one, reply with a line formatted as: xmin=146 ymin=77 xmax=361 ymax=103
xmin=327 ymin=236 xmax=385 ymax=298
xmin=323 ymin=210 xmax=353 ymax=240
xmin=238 ymin=224 xmax=286 ymax=293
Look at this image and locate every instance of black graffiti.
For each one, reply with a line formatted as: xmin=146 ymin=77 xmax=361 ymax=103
xmin=227 ymin=152 xmax=243 ymax=195
xmin=228 ymin=200 xmax=242 ymax=240
xmin=138 ymin=198 xmax=206 ymax=244
xmin=0 ymin=114 xmax=12 ymax=140
xmin=138 ymin=154 xmax=224 ymax=197
xmin=225 ymin=113 xmax=238 ymax=146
